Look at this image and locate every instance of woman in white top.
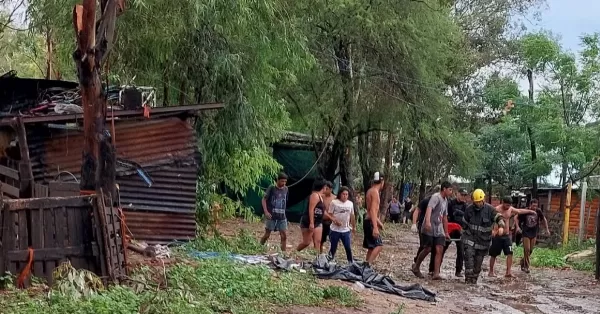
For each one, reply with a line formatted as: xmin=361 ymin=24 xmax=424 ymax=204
xmin=325 ymin=186 xmax=356 ymax=262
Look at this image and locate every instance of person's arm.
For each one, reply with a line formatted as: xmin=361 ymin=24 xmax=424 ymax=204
xmin=425 ymin=197 xmax=439 ymax=230
xmin=350 ymin=205 xmax=357 ymax=233
xmin=514 ymin=214 xmax=521 ymax=233
xmin=540 ymin=210 xmax=550 ymax=234
xmin=412 ymin=207 xmax=420 ymax=222
xmin=262 ymin=187 xmax=272 ymax=219
xmin=513 ymin=207 xmax=536 ymax=215
xmin=308 ymin=193 xmax=319 ymax=228
xmin=324 ymin=202 xmax=335 ymax=222
xmin=443 ymin=214 xmax=449 ymax=238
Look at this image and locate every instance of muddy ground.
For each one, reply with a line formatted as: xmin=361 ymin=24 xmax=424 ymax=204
xmin=218 ymin=219 xmax=600 ymax=314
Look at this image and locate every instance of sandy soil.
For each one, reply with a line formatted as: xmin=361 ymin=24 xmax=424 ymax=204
xmin=218 ymin=219 xmax=600 ymax=314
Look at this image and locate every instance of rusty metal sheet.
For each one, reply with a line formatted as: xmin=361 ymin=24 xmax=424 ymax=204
xmin=123 ymin=210 xmax=196 ymax=244
xmin=29 ymin=117 xmax=197 ymax=182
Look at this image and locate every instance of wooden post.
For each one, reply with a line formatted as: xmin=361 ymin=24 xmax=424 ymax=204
xmin=14 ymin=117 xmax=34 ymax=198
xmin=563 ymin=181 xmax=572 ymax=246
xmin=579 ymin=181 xmax=588 ymax=244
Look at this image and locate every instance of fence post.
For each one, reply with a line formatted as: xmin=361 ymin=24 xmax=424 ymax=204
xmin=579 ymin=181 xmax=588 ymax=244
xmin=563 ymin=181 xmax=572 ymax=246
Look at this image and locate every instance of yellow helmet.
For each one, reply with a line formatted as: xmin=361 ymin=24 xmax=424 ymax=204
xmin=472 ymin=189 xmax=485 ymax=202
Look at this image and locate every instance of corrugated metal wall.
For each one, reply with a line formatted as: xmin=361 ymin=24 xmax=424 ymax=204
xmin=27 ymin=117 xmax=198 ymax=243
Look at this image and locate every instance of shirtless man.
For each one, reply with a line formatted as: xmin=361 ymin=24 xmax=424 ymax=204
xmin=364 ymin=172 xmax=385 ymax=265
xmin=320 ymin=181 xmax=336 ymax=254
xmin=488 ymin=197 xmax=537 ymax=278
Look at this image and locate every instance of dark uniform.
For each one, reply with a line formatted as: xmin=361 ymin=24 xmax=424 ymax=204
xmin=428 ymin=198 xmax=466 ymax=275
xmin=461 ymin=203 xmax=504 ymax=284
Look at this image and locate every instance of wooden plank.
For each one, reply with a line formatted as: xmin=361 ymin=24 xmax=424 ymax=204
xmin=30 ymin=206 xmax=44 ymax=280
xmin=49 ymin=182 xmax=80 ymax=197
xmin=91 ymin=203 xmax=107 ymax=278
xmin=5 ymin=196 xmax=93 ymax=211
xmin=0 ymin=206 xmax=7 ymax=275
xmin=54 ymin=207 xmax=68 ymax=248
xmin=5 ymin=211 xmax=17 ymax=274
xmin=43 ymin=207 xmax=57 ymax=285
xmin=33 ymin=184 xmax=49 ymax=198
xmin=17 ymin=210 xmax=28 ymax=250
xmin=15 ymin=117 xmax=34 ymax=198
xmin=1 ymin=183 xmax=20 ymax=198
xmin=0 ymin=165 xmax=19 ymax=180
xmin=6 ymin=245 xmax=97 ymax=262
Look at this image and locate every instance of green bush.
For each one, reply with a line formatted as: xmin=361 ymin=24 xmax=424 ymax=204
xmin=512 ymin=239 xmax=596 ymax=271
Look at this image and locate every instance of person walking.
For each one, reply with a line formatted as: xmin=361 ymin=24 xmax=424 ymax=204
xmin=260 ymin=172 xmax=289 ymax=252
xmin=296 ymin=179 xmax=327 ymax=253
xmin=516 ymin=199 xmax=550 ymax=273
xmin=364 ymin=172 xmax=385 ymax=265
xmin=462 ymin=189 xmax=505 ymax=284
xmin=320 ymin=181 xmax=336 ymax=254
xmin=327 ymin=186 xmax=356 ymax=263
xmin=403 ymin=197 xmax=413 ymax=224
xmin=389 ymin=197 xmax=402 ymax=223
xmin=411 ymin=181 xmax=453 ymax=280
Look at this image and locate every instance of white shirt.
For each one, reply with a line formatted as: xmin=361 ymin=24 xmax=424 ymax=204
xmin=328 ymin=199 xmax=354 ymax=233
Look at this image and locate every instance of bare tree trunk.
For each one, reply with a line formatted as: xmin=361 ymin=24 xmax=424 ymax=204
xmin=379 ymin=132 xmax=395 ymax=221
xmin=487 ymin=175 xmax=493 ymax=203
xmin=178 ymin=81 xmax=187 ymax=105
xmin=418 ymin=170 xmax=426 ymax=201
xmin=527 ymin=69 xmax=538 ymax=199
xmin=45 ymin=26 xmax=53 ymax=80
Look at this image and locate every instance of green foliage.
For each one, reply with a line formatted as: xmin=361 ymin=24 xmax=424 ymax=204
xmin=512 ymin=239 xmax=596 ymax=271
xmin=0 ymin=253 xmax=360 ymax=314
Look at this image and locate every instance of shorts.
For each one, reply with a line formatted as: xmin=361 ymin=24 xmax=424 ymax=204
xmin=265 ymin=219 xmax=287 ymax=232
xmin=300 ymin=216 xmax=322 ymax=229
xmin=489 ymin=236 xmax=512 ymax=257
xmin=321 ymin=221 xmax=331 ymax=244
xmin=421 ymin=233 xmax=446 ymax=248
xmin=522 ymin=228 xmax=538 ymax=239
xmin=362 ymin=219 xmax=383 ymax=249
xmin=390 ymin=213 xmax=401 ymax=222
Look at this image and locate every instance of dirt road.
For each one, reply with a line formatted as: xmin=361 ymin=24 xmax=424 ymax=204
xmin=220 ymin=219 xmax=600 ymax=314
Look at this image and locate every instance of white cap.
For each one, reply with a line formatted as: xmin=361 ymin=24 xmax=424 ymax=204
xmin=373 ymin=172 xmax=384 ymax=181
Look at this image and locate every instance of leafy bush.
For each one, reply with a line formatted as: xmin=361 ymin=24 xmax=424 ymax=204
xmin=512 ymin=239 xmax=596 ymax=271
xmin=187 ymin=229 xmax=266 ymax=255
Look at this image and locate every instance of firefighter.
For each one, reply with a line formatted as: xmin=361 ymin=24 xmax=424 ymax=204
xmin=462 ymin=189 xmax=505 ymax=284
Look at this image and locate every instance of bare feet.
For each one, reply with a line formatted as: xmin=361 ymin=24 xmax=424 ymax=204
xmin=432 ymin=275 xmax=443 ymax=280
xmin=411 ymin=264 xmax=425 ymax=278
xmin=488 ymin=272 xmax=497 ymax=278
xmin=505 ymin=273 xmax=514 ymax=278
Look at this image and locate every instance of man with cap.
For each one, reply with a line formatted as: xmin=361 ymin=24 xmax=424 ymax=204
xmin=364 ymin=172 xmax=385 ymax=265
xmin=429 ymin=188 xmax=469 ymax=277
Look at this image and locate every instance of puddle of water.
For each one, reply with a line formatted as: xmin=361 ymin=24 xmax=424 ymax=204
xmin=469 ymin=296 xmax=526 ymax=314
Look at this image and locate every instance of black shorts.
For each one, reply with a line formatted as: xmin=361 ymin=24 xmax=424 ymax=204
xmin=363 ymin=219 xmax=383 ymax=249
xmin=300 ymin=216 xmax=322 ymax=229
xmin=522 ymin=228 xmax=538 ymax=239
xmin=489 ymin=236 xmax=512 ymax=257
xmin=321 ymin=221 xmax=331 ymax=244
xmin=421 ymin=233 xmax=446 ymax=248
xmin=390 ymin=213 xmax=400 ymax=222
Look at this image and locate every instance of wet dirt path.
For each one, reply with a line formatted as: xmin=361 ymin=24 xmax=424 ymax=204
xmin=220 ymin=219 xmax=600 ymax=314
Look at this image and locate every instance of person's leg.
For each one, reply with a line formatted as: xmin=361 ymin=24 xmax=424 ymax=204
xmin=260 ymin=230 xmax=272 ymax=245
xmin=428 ymin=243 xmax=437 ymax=274
xmin=464 ymin=244 xmax=476 ymax=284
xmin=328 ymin=231 xmax=341 ymax=259
xmin=296 ymin=228 xmax=313 ymax=251
xmin=278 ymin=220 xmax=288 ymax=252
xmin=523 ymin=237 xmax=531 ymax=272
xmin=414 ymin=232 xmax=425 ymax=263
xmin=504 ymin=237 xmax=514 ymax=277
xmin=340 ymin=231 xmax=353 ymax=262
xmin=488 ymin=238 xmax=500 ymax=277
xmin=413 ymin=235 xmax=432 ymax=278
xmin=473 ymin=249 xmax=486 ymax=284
xmin=313 ymin=225 xmax=323 ymax=251
xmin=261 ymin=219 xmax=274 ymax=245
xmin=320 ymin=223 xmax=330 ymax=254
xmin=366 ymin=236 xmax=383 ymax=264
xmin=456 ymin=239 xmax=465 ymax=276
xmin=529 ymin=237 xmax=537 ymax=272
xmin=432 ymin=241 xmax=444 ymax=280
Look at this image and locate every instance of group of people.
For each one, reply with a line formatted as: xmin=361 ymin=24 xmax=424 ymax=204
xmin=410 ymin=183 xmax=550 ymax=284
xmin=259 ymin=172 xmax=550 ymax=285
xmin=259 ymin=172 xmax=387 ymax=265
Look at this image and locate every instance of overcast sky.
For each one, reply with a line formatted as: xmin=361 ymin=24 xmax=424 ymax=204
xmin=522 ymin=0 xmax=600 ymax=186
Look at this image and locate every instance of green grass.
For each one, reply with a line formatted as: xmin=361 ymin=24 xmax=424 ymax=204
xmin=512 ymin=239 xmax=596 ymax=271
xmin=0 ymin=229 xmax=361 ymax=314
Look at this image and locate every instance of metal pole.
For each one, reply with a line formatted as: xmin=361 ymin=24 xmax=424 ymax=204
xmin=563 ymin=181 xmax=572 ymax=246
xmin=579 ymin=181 xmax=588 ymax=244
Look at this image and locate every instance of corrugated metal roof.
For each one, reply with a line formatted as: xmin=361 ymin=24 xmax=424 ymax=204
xmin=29 ymin=117 xmax=197 ymax=182
xmin=27 ymin=117 xmax=199 ymax=243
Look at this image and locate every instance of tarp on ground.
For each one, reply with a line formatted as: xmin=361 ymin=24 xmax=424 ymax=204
xmin=188 ymin=250 xmax=436 ymax=302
